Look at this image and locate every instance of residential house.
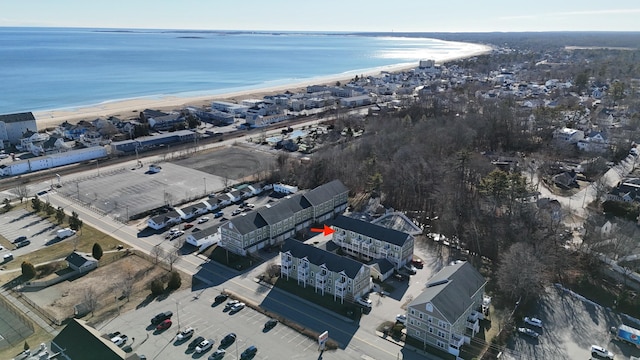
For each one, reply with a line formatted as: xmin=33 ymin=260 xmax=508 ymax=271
xmin=186 ymin=226 xmax=219 ymax=250
xmin=147 ymin=210 xmax=182 ymax=230
xmin=553 ymin=127 xmax=584 ymax=144
xmin=220 ymin=180 xmax=348 ymax=256
xmin=552 ymin=170 xmax=577 ymax=188
xmin=331 ymin=215 xmax=414 ymax=269
xmin=577 ymin=131 xmax=609 ymax=153
xmin=280 ymin=239 xmax=372 ymax=303
xmin=274 ymin=183 xmax=299 ymax=194
xmin=65 ymin=252 xmax=99 ymax=273
xmin=406 ymin=261 xmax=487 ymax=357
xmin=51 ymin=319 xmax=143 ymax=360
xmin=180 ymin=202 xmax=208 ymax=221
xmin=607 ymin=178 xmax=640 ymax=203
xmin=226 ymin=190 xmax=243 ymax=203
xmin=0 ymin=112 xmax=38 ymax=147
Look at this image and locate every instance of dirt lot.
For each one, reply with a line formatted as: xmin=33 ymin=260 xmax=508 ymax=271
xmin=171 ymin=145 xmax=275 ymax=180
xmin=22 ymin=254 xmax=190 ymax=325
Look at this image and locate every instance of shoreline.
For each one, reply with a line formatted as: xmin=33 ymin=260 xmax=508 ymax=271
xmin=33 ymin=43 xmax=491 ymax=129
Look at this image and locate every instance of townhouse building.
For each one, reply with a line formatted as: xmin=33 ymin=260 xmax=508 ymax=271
xmin=331 ymin=215 xmax=414 ymax=269
xmin=405 ymin=261 xmax=487 ymax=357
xmin=280 ymin=239 xmax=372 ymax=303
xmin=220 ymin=180 xmax=348 ymax=256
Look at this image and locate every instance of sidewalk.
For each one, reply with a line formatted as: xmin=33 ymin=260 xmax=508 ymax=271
xmin=375 ymin=330 xmax=447 ymax=360
xmin=0 ymin=288 xmax=58 ymax=336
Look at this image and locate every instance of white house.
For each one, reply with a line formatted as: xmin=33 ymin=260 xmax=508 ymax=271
xmin=553 ymin=127 xmax=584 ymax=144
xmin=273 ymin=183 xmax=299 ymax=194
xmin=186 ymin=226 xmax=219 ymax=251
xmin=65 ymin=252 xmax=99 ymax=273
xmin=147 ymin=210 xmax=182 ymax=230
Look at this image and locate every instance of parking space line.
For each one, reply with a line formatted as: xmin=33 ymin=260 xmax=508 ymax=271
xmin=287 ymin=333 xmax=301 ymax=343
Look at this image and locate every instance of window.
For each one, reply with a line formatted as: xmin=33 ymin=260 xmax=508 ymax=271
xmin=328 ymin=279 xmax=332 ymax=284
xmin=311 ymin=272 xmax=314 ymax=277
xmin=436 ymin=340 xmax=446 ymax=349
xmin=438 ymin=320 xmax=447 ymax=329
xmin=429 ymin=326 xmax=433 ymax=334
xmin=416 ymin=321 xmax=421 ymax=326
xmin=293 ymin=265 xmax=296 ymax=270
xmin=410 ymin=309 xmax=415 ymax=315
xmin=419 ymin=313 xmax=423 ymax=319
xmin=410 ymin=319 xmax=414 ymax=325
xmin=437 ymin=330 xmax=447 ymax=339
xmin=427 ymin=316 xmax=432 ymax=323
xmin=415 ymin=330 xmax=420 ymax=336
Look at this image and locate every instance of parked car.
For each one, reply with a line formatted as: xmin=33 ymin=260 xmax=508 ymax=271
xmin=240 ymin=345 xmax=258 ymax=360
xmin=3 ymin=253 xmax=14 ymax=262
xmin=219 ymin=333 xmax=236 ymax=348
xmin=195 ymin=339 xmax=214 ymax=353
xmin=156 ymin=319 xmax=172 ymax=331
xmin=213 ymin=294 xmax=228 ymax=304
xmin=197 ymin=217 xmax=210 ymax=224
xmin=517 ymin=327 xmax=540 ymax=338
xmin=15 ymin=240 xmax=31 ymax=248
xmin=590 ymin=345 xmax=614 ymax=359
xmin=230 ymin=302 xmax=245 ymax=313
xmin=245 ymin=203 xmax=255 ymax=209
xmin=395 ymin=314 xmax=407 ymax=324
xmin=231 ymin=209 xmax=242 ymax=216
xmin=224 ymin=300 xmax=239 ymax=310
xmin=264 ymin=319 xmax=278 ymax=330
xmin=403 ymin=264 xmax=417 ymax=275
xmin=188 ymin=336 xmax=205 ymax=350
xmin=176 ymin=327 xmax=194 ymax=341
xmin=151 ymin=311 xmax=173 ymax=325
xmin=524 ymin=317 xmax=543 ymax=328
xmin=209 ymin=349 xmax=226 ymax=360
xmin=111 ymin=334 xmax=128 ymax=346
xmin=214 ymin=211 xmax=224 ymax=218
xmin=356 ymin=297 xmax=372 ymax=308
xmin=411 ymin=258 xmax=424 ymax=269
xmin=171 ymin=230 xmax=184 ymax=240
xmin=0 ymin=245 xmax=3 ymax=251
xmin=183 ymin=223 xmax=194 ymax=230
xmin=13 ymin=236 xmax=27 ymax=244
xmin=394 ymin=273 xmax=407 ymax=281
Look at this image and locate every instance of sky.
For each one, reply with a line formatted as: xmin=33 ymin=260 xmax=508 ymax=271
xmin=0 ymin=0 xmax=639 ymax=32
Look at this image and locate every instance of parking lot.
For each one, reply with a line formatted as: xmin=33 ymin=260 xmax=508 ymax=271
xmin=98 ymin=288 xmax=324 ymax=360
xmin=0 ymin=208 xmax=62 ymax=258
xmin=502 ymin=285 xmax=640 ymax=360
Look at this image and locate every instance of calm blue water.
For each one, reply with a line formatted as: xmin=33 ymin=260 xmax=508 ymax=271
xmin=0 ymin=27 xmax=476 ymax=114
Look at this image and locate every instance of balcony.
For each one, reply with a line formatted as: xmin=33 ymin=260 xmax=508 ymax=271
xmin=335 ymin=280 xmax=347 ymax=295
xmin=450 ymin=333 xmax=464 ymax=348
xmin=466 ymin=313 xmax=480 ymax=334
xmin=315 ymin=272 xmax=328 ymax=285
xmin=297 ymin=264 xmax=309 ymax=279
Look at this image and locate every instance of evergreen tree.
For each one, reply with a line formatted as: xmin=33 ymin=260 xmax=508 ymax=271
xmin=92 ymin=243 xmax=103 ymax=260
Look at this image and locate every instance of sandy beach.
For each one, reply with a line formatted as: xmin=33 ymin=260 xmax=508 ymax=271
xmin=33 ymin=43 xmax=491 ymax=130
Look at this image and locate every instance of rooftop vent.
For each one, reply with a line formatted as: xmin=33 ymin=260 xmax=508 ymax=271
xmin=427 ymin=279 xmax=449 ymax=288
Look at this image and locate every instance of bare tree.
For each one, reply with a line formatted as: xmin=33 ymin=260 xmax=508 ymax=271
xmin=151 ymin=245 xmax=165 ymax=265
xmin=165 ymin=249 xmax=180 ymax=271
xmin=83 ymin=286 xmax=99 ymax=316
xmin=13 ymin=184 xmax=29 ymax=204
xmin=497 ymin=242 xmax=547 ymax=302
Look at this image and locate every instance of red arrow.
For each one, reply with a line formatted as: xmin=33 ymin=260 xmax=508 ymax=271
xmin=310 ymin=224 xmax=334 ymax=236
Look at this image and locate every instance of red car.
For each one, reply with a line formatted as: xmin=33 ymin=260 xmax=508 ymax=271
xmin=183 ymin=223 xmax=194 ymax=230
xmin=411 ymin=258 xmax=424 ymax=269
xmin=156 ymin=319 xmax=172 ymax=331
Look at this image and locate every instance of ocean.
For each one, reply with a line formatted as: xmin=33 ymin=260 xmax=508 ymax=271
xmin=0 ymin=27 xmax=485 ymax=114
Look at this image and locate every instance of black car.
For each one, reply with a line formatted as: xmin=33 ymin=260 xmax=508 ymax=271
xmin=15 ymin=240 xmax=31 ymax=248
xmin=13 ymin=236 xmax=27 ymax=244
xmin=264 ymin=319 xmax=278 ymax=330
xmin=240 ymin=345 xmax=257 ymax=360
xmin=213 ymin=294 xmax=228 ymax=304
xmin=150 ymin=311 xmax=173 ymax=325
xmin=219 ymin=333 xmax=236 ymax=348
xmin=188 ymin=336 xmax=205 ymax=350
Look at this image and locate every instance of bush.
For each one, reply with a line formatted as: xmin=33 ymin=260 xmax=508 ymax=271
xmin=21 ymin=262 xmax=36 ymax=280
xmin=166 ymin=271 xmax=181 ymax=290
xmin=92 ymin=243 xmax=103 ymax=260
xmin=150 ymin=279 xmax=164 ymax=296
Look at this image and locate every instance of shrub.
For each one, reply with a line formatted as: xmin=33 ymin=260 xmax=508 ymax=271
xmin=92 ymin=243 xmax=103 ymax=260
xmin=21 ymin=262 xmax=36 ymax=280
xmin=150 ymin=279 xmax=164 ymax=296
xmin=166 ymin=271 xmax=181 ymax=290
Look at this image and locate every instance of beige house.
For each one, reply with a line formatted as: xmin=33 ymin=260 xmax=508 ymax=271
xmin=280 ymin=239 xmax=372 ymax=303
xmin=331 ymin=215 xmax=414 ymax=269
xmin=406 ymin=261 xmax=487 ymax=357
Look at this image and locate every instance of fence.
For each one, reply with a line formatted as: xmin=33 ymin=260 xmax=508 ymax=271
xmin=13 ymin=290 xmax=62 ymax=326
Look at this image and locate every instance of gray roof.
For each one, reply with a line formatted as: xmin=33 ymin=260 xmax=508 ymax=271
xmin=258 ymin=200 xmax=295 ymax=225
xmin=283 ymin=193 xmax=312 ymax=213
xmin=408 ymin=261 xmax=486 ymax=324
xmin=281 ymin=239 xmax=364 ymax=278
xmin=332 ymin=215 xmax=411 ymax=246
xmin=52 ymin=319 xmax=133 ymax=360
xmin=190 ymin=225 xmax=219 ymax=240
xmin=66 ymin=252 xmax=97 ymax=268
xmin=228 ymin=212 xmax=268 ymax=235
xmin=302 ymin=179 xmax=348 ymax=206
xmin=369 ymin=257 xmax=395 ymax=274
xmin=0 ymin=112 xmax=36 ymax=124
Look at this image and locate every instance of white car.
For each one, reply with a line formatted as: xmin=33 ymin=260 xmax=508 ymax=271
xmin=517 ymin=327 xmax=540 ymax=338
xmin=524 ymin=317 xmax=543 ymax=328
xmin=111 ymin=335 xmax=128 ymax=346
xmin=356 ymin=297 xmax=372 ymax=307
xmin=395 ymin=314 xmax=407 ymax=324
xmin=176 ymin=327 xmax=194 ymax=341
xmin=230 ymin=302 xmax=245 ymax=312
xmin=195 ymin=339 xmax=214 ymax=353
xmin=590 ymin=345 xmax=613 ymax=359
xmin=197 ymin=217 xmax=210 ymax=224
